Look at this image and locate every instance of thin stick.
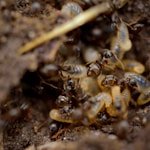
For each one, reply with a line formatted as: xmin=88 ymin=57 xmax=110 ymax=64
xmin=18 ymin=2 xmax=111 ymax=54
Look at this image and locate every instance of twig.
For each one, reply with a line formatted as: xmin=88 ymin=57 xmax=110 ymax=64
xmin=17 ymin=2 xmax=111 ymax=54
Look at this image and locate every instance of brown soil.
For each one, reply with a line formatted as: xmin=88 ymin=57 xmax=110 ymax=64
xmin=0 ymin=0 xmax=150 ymax=150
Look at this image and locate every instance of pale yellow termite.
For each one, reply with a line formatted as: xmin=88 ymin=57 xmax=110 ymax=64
xmin=117 ymin=21 xmax=132 ymax=51
xmin=125 ymin=72 xmax=150 ymax=92
xmin=111 ymin=85 xmax=122 ymax=110
xmin=137 ymin=88 xmax=150 ymax=105
xmin=110 ymin=36 xmax=124 ymax=61
xmin=121 ymin=87 xmax=131 ymax=118
xmin=60 ymin=64 xmax=87 ymax=78
xmin=80 ymin=77 xmax=100 ymax=96
xmin=61 ymin=2 xmax=83 ymax=18
xmin=85 ymin=92 xmax=112 ymax=120
xmin=122 ymin=59 xmax=145 ymax=74
xmin=121 ymin=87 xmax=131 ymax=107
xmin=107 ymin=86 xmax=128 ymax=117
xmin=83 ymin=47 xmax=101 ymax=63
xmin=49 ymin=109 xmax=73 ymax=123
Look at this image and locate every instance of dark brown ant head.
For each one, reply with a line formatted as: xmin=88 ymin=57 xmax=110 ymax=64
xmin=102 ymin=75 xmax=118 ymax=87
xmin=67 ymin=78 xmax=76 ymax=88
xmin=127 ymin=78 xmax=138 ymax=89
xmin=63 ymin=77 xmax=79 ymax=91
xmin=118 ymin=79 xmax=126 ymax=87
xmin=49 ymin=122 xmax=59 ymax=135
xmin=56 ymin=95 xmax=70 ymax=107
xmin=102 ymin=50 xmax=113 ymax=59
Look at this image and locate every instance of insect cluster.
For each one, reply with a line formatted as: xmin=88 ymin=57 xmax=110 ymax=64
xmin=36 ymin=0 xmax=150 ymax=125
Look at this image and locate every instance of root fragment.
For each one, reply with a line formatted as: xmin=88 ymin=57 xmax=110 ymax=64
xmin=18 ymin=2 xmax=112 ymax=54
